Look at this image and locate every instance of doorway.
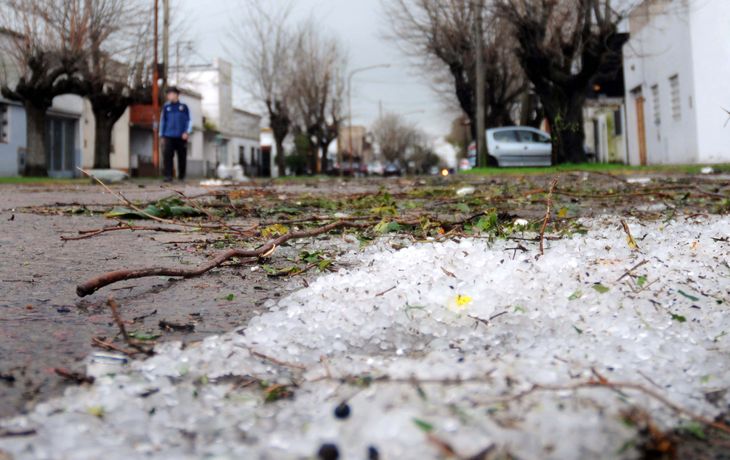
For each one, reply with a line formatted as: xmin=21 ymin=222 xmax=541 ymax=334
xmin=45 ymin=116 xmax=78 ymax=178
xmin=631 ymin=87 xmax=647 ymax=166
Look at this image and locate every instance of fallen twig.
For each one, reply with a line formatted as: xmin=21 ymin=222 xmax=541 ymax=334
xmin=250 ymin=349 xmax=306 ymax=370
xmin=107 ymin=297 xmax=155 ymax=355
xmin=617 ymin=259 xmax=649 ymax=282
xmin=159 ymin=319 xmax=195 ymax=332
xmin=61 ymin=223 xmax=187 ymax=241
xmin=53 ymin=368 xmax=94 ymax=385
xmin=375 ymin=286 xmax=397 ymax=297
xmin=91 ymin=337 xmax=137 ymax=356
xmin=621 ymin=219 xmax=640 ymax=251
xmin=539 ymin=178 xmax=558 ymax=256
xmin=486 ymin=377 xmax=730 ymax=436
xmin=77 ymin=220 xmax=366 ymax=297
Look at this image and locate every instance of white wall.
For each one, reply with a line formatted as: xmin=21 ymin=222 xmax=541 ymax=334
xmin=180 ymin=92 xmax=204 ymax=162
xmin=623 ymin=0 xmax=698 ymax=164
xmin=689 ymin=0 xmax=730 ymax=163
xmin=80 ymin=100 xmax=131 ymax=170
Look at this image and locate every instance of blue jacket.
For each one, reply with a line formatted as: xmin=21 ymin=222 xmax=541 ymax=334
xmin=160 ymin=101 xmax=193 ymax=139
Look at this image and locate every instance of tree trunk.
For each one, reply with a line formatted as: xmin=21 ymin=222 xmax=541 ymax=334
xmin=320 ymin=142 xmax=329 ymax=174
xmin=24 ymin=103 xmax=48 ymax=176
xmin=93 ymin=112 xmax=115 ymax=169
xmin=275 ymin=136 xmax=286 ymax=176
xmin=543 ymin=95 xmax=587 ymax=164
xmin=308 ymin=144 xmax=318 ymax=175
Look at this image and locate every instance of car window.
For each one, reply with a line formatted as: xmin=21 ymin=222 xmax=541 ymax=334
xmin=514 ymin=130 xmax=536 ymax=143
xmin=493 ymin=130 xmax=517 ymax=143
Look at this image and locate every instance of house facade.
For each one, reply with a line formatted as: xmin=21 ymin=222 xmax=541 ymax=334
xmin=0 ymin=95 xmax=84 ymax=178
xmin=583 ymin=98 xmax=628 ymax=164
xmin=623 ymin=0 xmax=730 ymax=165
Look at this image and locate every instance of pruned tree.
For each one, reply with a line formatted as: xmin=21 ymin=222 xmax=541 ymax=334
xmin=0 ymin=0 xmax=88 ymax=176
xmin=496 ymin=0 xmax=631 ymax=163
xmin=81 ymin=0 xmax=152 ymax=168
xmin=288 ymin=22 xmax=347 ymax=174
xmin=371 ymin=112 xmax=420 ymax=164
xmin=384 ymin=0 xmax=527 ymax=138
xmin=231 ymin=0 xmax=294 ymax=177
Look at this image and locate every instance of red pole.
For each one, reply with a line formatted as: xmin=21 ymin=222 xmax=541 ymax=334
xmin=152 ymin=0 xmax=160 ymax=173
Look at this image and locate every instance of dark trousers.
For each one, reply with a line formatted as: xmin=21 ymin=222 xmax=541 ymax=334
xmin=163 ymin=137 xmax=187 ymax=180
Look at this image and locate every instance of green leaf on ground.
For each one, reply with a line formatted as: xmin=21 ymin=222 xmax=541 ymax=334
xmin=224 ymin=293 xmax=235 ymax=301
xmin=474 ymin=212 xmax=499 ymax=233
xmin=592 ymin=283 xmax=610 ymax=294
xmin=573 ymin=325 xmax=584 ymax=334
xmin=679 ymin=421 xmax=706 ymax=440
xmin=455 ymin=203 xmax=470 ymax=213
xmin=678 ymin=289 xmax=700 ymax=301
xmin=374 ymin=220 xmax=401 ymax=234
xmin=568 ymin=290 xmax=583 ymax=301
xmin=263 ymin=384 xmax=294 ymax=403
xmin=87 ymin=406 xmax=105 ymax=418
xmin=128 ymin=331 xmax=160 ymax=341
xmin=412 ymin=418 xmax=434 ymax=433
xmin=670 ymin=313 xmax=687 ymax=323
xmin=261 ymin=224 xmax=289 ymax=238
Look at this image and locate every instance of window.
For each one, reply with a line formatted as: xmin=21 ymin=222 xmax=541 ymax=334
xmin=613 ymin=109 xmax=622 ymax=136
xmin=515 ymin=130 xmax=534 ymax=143
xmin=493 ymin=130 xmax=517 ymax=143
xmin=0 ymin=104 xmax=8 ymax=143
xmin=515 ymin=130 xmax=551 ymax=144
xmin=669 ymin=75 xmax=681 ymax=121
xmin=651 ymin=84 xmax=660 ymax=126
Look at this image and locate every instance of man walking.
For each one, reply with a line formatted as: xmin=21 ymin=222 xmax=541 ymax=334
xmin=159 ymin=86 xmax=192 ymax=182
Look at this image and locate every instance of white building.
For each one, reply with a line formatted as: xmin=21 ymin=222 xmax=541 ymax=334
xmin=179 ymin=59 xmax=268 ymax=176
xmin=623 ymin=0 xmax=730 ymax=165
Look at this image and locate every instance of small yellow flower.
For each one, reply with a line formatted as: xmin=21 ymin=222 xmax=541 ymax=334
xmin=448 ymin=294 xmax=473 ymax=312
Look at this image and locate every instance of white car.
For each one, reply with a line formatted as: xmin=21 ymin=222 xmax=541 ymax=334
xmin=486 ymin=127 xmax=553 ymax=167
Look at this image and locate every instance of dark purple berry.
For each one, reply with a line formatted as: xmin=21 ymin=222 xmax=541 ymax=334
xmin=317 ymin=443 xmax=339 ymax=460
xmin=368 ymin=445 xmax=380 ymax=459
xmin=334 ymin=402 xmax=351 ymax=419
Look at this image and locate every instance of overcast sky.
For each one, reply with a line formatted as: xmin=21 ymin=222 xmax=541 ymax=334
xmin=177 ymin=0 xmax=456 ymax=137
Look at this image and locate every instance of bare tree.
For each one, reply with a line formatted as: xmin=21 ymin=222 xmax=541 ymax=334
xmin=231 ymin=0 xmax=294 ymax=177
xmin=81 ymin=0 xmax=152 ymax=168
xmin=384 ymin=0 xmax=526 ymax=138
xmin=496 ymin=0 xmax=630 ymax=163
xmin=288 ymin=22 xmax=347 ymax=174
xmin=371 ymin=112 xmax=419 ymax=164
xmin=0 ymin=0 xmax=88 ymax=175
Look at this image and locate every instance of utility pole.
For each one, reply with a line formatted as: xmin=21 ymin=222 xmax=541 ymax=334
xmin=152 ymin=0 xmax=160 ymax=172
xmin=162 ymin=0 xmax=170 ymax=88
xmin=473 ymin=0 xmax=487 ymax=168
